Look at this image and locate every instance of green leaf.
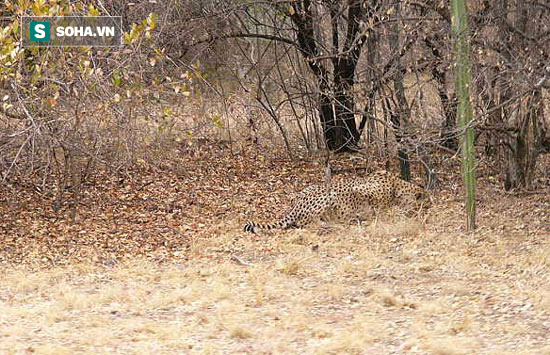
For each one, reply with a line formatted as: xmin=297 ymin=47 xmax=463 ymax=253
xmin=211 ymin=114 xmax=223 ymax=127
xmin=112 ymin=70 xmax=122 ymax=87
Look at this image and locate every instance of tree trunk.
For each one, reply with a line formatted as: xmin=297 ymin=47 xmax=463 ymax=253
xmin=505 ymin=89 xmax=545 ymax=189
xmin=318 ymin=90 xmax=357 ymax=152
xmin=359 ymin=28 xmax=378 ymax=145
xmin=330 ymin=55 xmax=360 ymax=152
xmin=389 ymin=1 xmax=410 ymax=181
xmin=452 ymin=0 xmax=476 ymax=231
xmin=433 ymin=65 xmax=459 ymax=150
xmin=290 ymin=0 xmax=372 ymax=153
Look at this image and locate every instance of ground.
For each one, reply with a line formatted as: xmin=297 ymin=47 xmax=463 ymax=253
xmin=0 ymin=141 xmax=549 ymax=354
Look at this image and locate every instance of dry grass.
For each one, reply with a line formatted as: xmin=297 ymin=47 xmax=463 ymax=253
xmin=1 ymin=185 xmax=549 ymax=354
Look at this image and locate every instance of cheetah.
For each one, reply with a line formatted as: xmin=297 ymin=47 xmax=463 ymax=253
xmin=243 ymin=170 xmax=429 ymax=233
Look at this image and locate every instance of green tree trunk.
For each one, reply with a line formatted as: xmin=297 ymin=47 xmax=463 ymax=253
xmin=451 ymin=0 xmax=476 ymax=230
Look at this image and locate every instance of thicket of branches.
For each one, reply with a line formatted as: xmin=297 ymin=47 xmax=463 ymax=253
xmin=1 ymin=1 xmax=212 ymax=215
xmin=186 ymin=0 xmax=549 ymax=189
xmin=1 ymin=0 xmax=549 ymax=202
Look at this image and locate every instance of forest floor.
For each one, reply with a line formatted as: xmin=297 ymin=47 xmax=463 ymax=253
xmin=1 ymin=140 xmax=549 ymax=354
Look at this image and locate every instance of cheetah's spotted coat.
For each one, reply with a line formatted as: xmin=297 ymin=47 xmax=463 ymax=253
xmin=244 ymin=170 xmax=429 ymax=233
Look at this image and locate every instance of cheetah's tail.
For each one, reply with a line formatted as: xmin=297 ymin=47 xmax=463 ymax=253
xmin=243 ymin=220 xmax=287 ymax=234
